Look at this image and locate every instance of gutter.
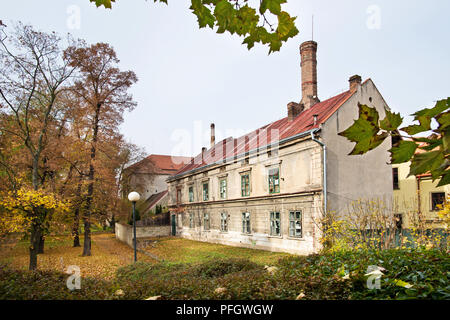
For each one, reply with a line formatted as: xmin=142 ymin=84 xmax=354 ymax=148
xmin=310 ymin=128 xmax=327 ymax=215
xmin=167 ymin=129 xmax=317 ymax=182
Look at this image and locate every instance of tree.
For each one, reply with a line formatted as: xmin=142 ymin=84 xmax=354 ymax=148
xmin=0 ymin=23 xmax=75 ymax=269
xmin=339 ymin=98 xmax=449 ymax=187
xmin=65 ymin=42 xmax=137 ymax=256
xmin=89 ymin=0 xmax=299 ymax=54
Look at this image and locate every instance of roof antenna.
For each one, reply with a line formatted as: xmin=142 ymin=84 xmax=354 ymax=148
xmin=311 ymin=15 xmax=314 ymax=41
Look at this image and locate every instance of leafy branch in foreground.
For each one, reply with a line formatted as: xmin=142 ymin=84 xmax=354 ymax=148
xmin=339 ymin=98 xmax=450 ymax=186
xmin=89 ymin=0 xmax=299 ymax=54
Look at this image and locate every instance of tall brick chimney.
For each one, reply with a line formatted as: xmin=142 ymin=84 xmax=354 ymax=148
xmin=210 ymin=123 xmax=215 ymax=149
xmin=300 ymin=41 xmax=320 ymax=110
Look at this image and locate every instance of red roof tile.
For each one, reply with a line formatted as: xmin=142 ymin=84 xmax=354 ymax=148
xmin=174 ymin=90 xmax=355 ymax=177
xmin=127 ymin=154 xmax=192 ymax=175
xmin=140 ymin=190 xmax=168 ymax=212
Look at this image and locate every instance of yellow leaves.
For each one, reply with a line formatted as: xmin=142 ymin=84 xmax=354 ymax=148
xmin=0 ymin=187 xmax=71 ymax=238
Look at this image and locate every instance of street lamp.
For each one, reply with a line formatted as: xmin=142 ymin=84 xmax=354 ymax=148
xmin=128 ymin=191 xmax=140 ymax=262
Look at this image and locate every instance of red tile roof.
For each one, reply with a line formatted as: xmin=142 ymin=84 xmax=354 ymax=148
xmin=127 ymin=154 xmax=192 ymax=175
xmin=140 ymin=190 xmax=168 ymax=213
xmin=174 ymin=89 xmax=355 ymax=177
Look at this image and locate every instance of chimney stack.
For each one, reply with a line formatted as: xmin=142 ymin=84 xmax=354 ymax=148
xmin=300 ymin=41 xmax=320 ymax=110
xmin=349 ymin=75 xmax=361 ymax=92
xmin=287 ymin=102 xmax=304 ymax=121
xmin=202 ymin=147 xmax=206 ymax=162
xmin=210 ymin=123 xmax=215 ymax=149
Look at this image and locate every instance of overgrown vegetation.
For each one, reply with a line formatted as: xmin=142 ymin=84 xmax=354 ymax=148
xmin=1 ymin=234 xmax=448 ymax=300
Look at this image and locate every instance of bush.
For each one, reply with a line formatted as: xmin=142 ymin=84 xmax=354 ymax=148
xmin=190 ymin=258 xmax=262 ymax=278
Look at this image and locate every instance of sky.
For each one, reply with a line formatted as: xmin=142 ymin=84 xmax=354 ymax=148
xmin=2 ymin=0 xmax=449 ymax=157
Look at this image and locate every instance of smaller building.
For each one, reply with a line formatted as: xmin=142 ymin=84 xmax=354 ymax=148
xmin=122 ymin=154 xmax=191 ymax=215
xmin=393 ymin=145 xmax=448 ymax=229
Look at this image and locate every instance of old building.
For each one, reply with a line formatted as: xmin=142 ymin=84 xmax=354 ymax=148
xmin=392 ymin=144 xmax=448 ymax=229
xmin=122 ymin=154 xmax=191 ymax=214
xmin=167 ymin=40 xmax=393 ymax=255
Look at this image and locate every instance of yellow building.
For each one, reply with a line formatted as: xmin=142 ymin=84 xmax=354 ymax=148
xmin=393 ymin=161 xmax=448 ymax=229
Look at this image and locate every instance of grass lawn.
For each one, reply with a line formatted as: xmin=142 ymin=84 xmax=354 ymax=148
xmin=1 ymin=233 xmax=449 ymax=300
xmin=142 ymin=237 xmax=292 ymax=265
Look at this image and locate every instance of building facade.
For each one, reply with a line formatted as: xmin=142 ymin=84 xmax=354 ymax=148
xmin=122 ymin=154 xmax=191 ymax=214
xmin=167 ymin=41 xmax=393 ymax=255
xmin=393 ymin=160 xmax=448 ymax=229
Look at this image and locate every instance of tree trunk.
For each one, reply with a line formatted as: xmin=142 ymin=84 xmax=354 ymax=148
xmin=29 ymin=223 xmax=41 ymax=270
xmin=110 ymin=214 xmax=116 ymax=233
xmin=82 ymin=218 xmax=91 ymax=256
xmin=73 ymin=208 xmax=81 ymax=247
xmin=29 ymin=156 xmax=41 ymax=270
xmin=82 ymin=102 xmax=101 ymax=257
xmin=72 ymin=174 xmax=82 ymax=247
xmin=38 ymin=235 xmax=45 ymax=254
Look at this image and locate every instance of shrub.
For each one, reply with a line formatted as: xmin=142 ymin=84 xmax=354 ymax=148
xmin=190 ymin=258 xmax=262 ymax=279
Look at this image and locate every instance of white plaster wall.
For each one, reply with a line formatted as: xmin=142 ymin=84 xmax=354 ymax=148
xmin=322 ymin=80 xmax=393 ymax=215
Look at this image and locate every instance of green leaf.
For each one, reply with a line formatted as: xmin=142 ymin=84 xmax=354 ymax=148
xmin=413 ymin=98 xmax=449 ymax=119
xmin=338 ymin=104 xmax=388 ymax=155
xmin=436 ymin=170 xmax=450 ymax=187
xmin=190 ymin=0 xmax=216 ymax=29
xmin=409 ymin=150 xmax=444 ymax=177
xmin=90 ymin=0 xmax=115 ymax=8
xmin=260 ymin=0 xmax=287 ymax=15
xmin=338 ymin=118 xmax=384 ymax=155
xmin=276 ymin=11 xmax=297 ymax=39
xmin=359 ymin=104 xmax=379 ymax=126
xmin=380 ymin=108 xmax=403 ymax=131
xmin=389 ymin=140 xmax=418 ymax=164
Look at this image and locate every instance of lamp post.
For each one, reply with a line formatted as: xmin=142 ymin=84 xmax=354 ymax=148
xmin=128 ymin=191 xmax=140 ymax=262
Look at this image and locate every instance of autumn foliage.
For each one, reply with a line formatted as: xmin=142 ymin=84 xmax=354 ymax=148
xmin=0 ymin=23 xmax=142 ymax=269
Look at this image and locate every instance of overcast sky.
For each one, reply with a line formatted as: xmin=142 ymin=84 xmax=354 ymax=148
xmin=2 ymin=0 xmax=449 ymax=157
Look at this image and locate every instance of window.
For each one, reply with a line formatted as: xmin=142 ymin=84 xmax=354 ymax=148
xmin=176 ymin=188 xmax=182 ymax=204
xmin=289 ymin=211 xmax=302 ymax=238
xmin=268 ymin=168 xmax=280 ymax=194
xmin=203 ymin=213 xmax=210 ymax=230
xmin=241 ymin=173 xmax=250 ymax=197
xmin=270 ymin=212 xmax=281 ymax=236
xmin=202 ymin=182 xmax=209 ymax=201
xmin=392 ymin=168 xmax=399 ymax=190
xmin=220 ymin=212 xmax=228 ymax=232
xmin=188 ymin=186 xmax=194 ymax=202
xmin=219 ymin=178 xmax=227 ymax=199
xmin=242 ymin=212 xmax=251 ymax=234
xmin=431 ymin=192 xmax=445 ymax=211
xmin=189 ymin=213 xmax=194 ymax=228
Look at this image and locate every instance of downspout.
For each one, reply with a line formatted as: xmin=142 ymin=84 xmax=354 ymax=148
xmin=311 ymin=128 xmax=327 ymax=253
xmin=311 ymin=128 xmax=327 ymax=215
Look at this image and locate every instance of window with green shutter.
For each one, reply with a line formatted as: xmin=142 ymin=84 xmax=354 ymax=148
xmin=203 ymin=212 xmax=210 ymax=230
xmin=189 ymin=213 xmax=194 ymax=228
xmin=202 ymin=182 xmax=209 ymax=201
xmin=188 ymin=186 xmax=194 ymax=202
xmin=270 ymin=212 xmax=281 ymax=236
xmin=242 ymin=212 xmax=251 ymax=234
xmin=289 ymin=211 xmax=302 ymax=238
xmin=220 ymin=212 xmax=228 ymax=232
xmin=241 ymin=174 xmax=250 ymax=197
xmin=219 ymin=178 xmax=227 ymax=199
xmin=268 ymin=168 xmax=280 ymax=194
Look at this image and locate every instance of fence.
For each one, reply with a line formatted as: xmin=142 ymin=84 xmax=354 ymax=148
xmin=355 ymin=228 xmax=448 ymax=250
xmin=136 ymin=212 xmax=170 ymax=227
